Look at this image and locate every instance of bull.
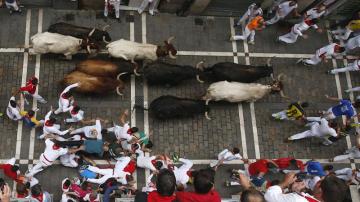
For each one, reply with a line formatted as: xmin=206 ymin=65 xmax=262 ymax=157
xmin=142 ymin=61 xmax=199 ymax=86
xmin=196 ymin=58 xmax=274 ymax=83
xmin=203 ymin=75 xmax=287 ymax=119
xmin=106 ymin=37 xmax=177 ymax=75
xmin=143 ymin=95 xmax=209 ymax=120
xmin=48 ymin=22 xmax=111 ymax=43
xmin=62 ymin=71 xmax=126 ymax=95
xmin=75 ymin=59 xmax=134 ymax=77
xmin=30 ymin=32 xmax=95 ymax=60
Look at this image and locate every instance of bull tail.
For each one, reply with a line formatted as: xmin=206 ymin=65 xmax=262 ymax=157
xmin=204 ymin=104 xmax=211 ymax=120
xmin=133 ymin=104 xmax=149 ymax=112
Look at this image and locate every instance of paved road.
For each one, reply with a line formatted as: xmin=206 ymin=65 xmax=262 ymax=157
xmin=0 ymin=7 xmax=359 ymax=200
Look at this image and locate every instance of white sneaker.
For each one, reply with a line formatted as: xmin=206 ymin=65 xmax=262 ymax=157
xmin=248 ymin=41 xmax=255 ymax=45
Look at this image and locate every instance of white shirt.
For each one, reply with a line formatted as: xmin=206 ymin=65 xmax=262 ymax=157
xmin=43 ymin=111 xmax=69 ymax=136
xmin=83 ymin=120 xmax=102 ymax=139
xmin=114 ymin=156 xmax=131 ymax=184
xmin=113 ymin=123 xmax=132 ymax=141
xmin=246 ymin=3 xmax=263 ymax=20
xmin=316 ymin=43 xmax=338 ymax=58
xmin=305 ymin=176 xmax=321 ymax=190
xmin=278 ymin=1 xmax=298 ymax=17
xmin=292 ymin=21 xmax=318 ymax=36
xmin=173 ymin=158 xmax=193 ymax=186
xmin=69 ymin=106 xmax=84 ymax=122
xmin=136 ymin=149 xmax=157 ymax=171
xmin=219 ymin=149 xmax=242 ymax=161
xmin=58 ymin=83 xmax=79 ymax=112
xmin=265 ymin=185 xmax=318 ymax=202
xmin=310 ymin=118 xmax=337 ymax=137
xmin=346 ymin=35 xmax=360 ymax=50
xmin=40 ymin=139 xmax=68 ymax=166
xmin=305 ymin=8 xmax=325 ymax=20
xmin=6 ymin=96 xmax=21 ymax=121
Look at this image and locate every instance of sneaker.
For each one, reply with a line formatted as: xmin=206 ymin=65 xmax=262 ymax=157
xmin=326 ymin=70 xmax=333 ymax=74
xmin=172 ymin=154 xmax=179 ymax=163
xmin=0 ymin=112 xmax=3 ymax=117
xmin=248 ymin=41 xmax=255 ymax=45
xmin=225 ymin=180 xmax=231 ymax=187
xmin=296 ymin=58 xmax=303 ymax=64
xmin=229 ymin=36 xmax=235 ymax=41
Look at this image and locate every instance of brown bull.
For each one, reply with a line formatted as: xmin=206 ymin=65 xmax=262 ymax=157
xmin=62 ymin=71 xmax=126 ymax=95
xmin=75 ymin=59 xmax=134 ymax=77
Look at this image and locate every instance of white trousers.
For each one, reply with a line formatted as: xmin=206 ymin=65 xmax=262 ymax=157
xmin=5 ymin=1 xmax=19 ymax=11
xmin=233 ymin=27 xmax=255 ymax=42
xmin=137 ymin=0 xmax=160 ymax=15
xmin=265 ymin=13 xmax=283 ymax=25
xmin=304 ymin=55 xmax=322 ymax=65
xmin=23 ymin=91 xmax=47 ymax=104
xmin=272 ymin=110 xmax=289 ymax=120
xmin=330 ymin=61 xmax=359 ymax=74
xmin=346 ymin=86 xmax=360 ymax=93
xmin=289 ymin=130 xmax=332 ymax=145
xmin=86 ymin=166 xmax=113 ymax=184
xmin=333 ymin=147 xmax=360 ymax=161
xmin=104 ymin=0 xmax=121 ymax=18
xmin=332 ymin=28 xmax=353 ymax=40
xmin=278 ymin=31 xmax=299 ymax=44
xmin=26 ymin=160 xmax=50 ymax=177
xmin=60 ymin=154 xmax=78 ymax=168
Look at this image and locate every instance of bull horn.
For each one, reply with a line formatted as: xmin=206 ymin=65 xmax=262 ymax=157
xmin=102 ymin=25 xmax=110 ymax=31
xmin=116 ymin=86 xmax=123 ymax=96
xmin=86 ymin=45 xmax=91 ymax=54
xmin=117 ymin=72 xmax=128 ymax=80
xmin=196 ymin=75 xmax=204 ymax=83
xmin=196 ymin=61 xmax=205 ymax=70
xmin=134 ymin=69 xmax=141 ymax=76
xmin=205 ymin=112 xmax=211 ymax=120
xmin=169 ymin=51 xmax=177 ymax=59
xmin=167 ymin=36 xmax=175 ymax=44
xmin=280 ymin=90 xmax=289 ymax=99
xmin=270 ymin=73 xmax=274 ymax=80
xmin=88 ymin=28 xmax=96 ymax=37
xmin=277 ymin=73 xmax=285 ymax=81
xmin=103 ymin=36 xmax=110 ymax=44
xmin=266 ymin=58 xmax=272 ymax=66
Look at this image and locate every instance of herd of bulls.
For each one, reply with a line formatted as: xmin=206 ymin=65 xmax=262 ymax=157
xmin=30 ymin=22 xmax=287 ymax=120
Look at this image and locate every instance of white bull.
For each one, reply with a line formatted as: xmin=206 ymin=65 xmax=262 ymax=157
xmin=30 ymin=32 xmax=88 ymax=60
xmin=204 ymin=78 xmax=286 ymax=104
xmin=106 ymin=37 xmax=177 ymax=75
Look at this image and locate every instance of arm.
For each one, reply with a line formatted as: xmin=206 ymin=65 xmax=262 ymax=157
xmin=61 ymin=83 xmax=79 ymax=95
xmin=346 ymin=87 xmax=360 ymax=93
xmin=119 ymin=110 xmax=129 ymax=125
xmin=44 ymin=110 xmax=53 ymax=120
xmin=325 ymin=94 xmax=341 ymax=102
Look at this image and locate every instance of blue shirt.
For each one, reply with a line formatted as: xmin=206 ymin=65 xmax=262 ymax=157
xmin=331 ymin=99 xmax=356 ymax=118
xmin=84 ymin=140 xmax=104 ymax=157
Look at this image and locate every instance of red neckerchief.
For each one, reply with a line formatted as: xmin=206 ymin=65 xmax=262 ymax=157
xmin=70 ymin=109 xmax=78 ymax=115
xmin=45 ymin=120 xmax=53 ymax=127
xmin=32 ymin=193 xmax=43 ymax=202
xmin=298 ymin=193 xmax=319 ymax=202
xmin=52 ymin=144 xmax=60 ymax=150
xmin=61 ymin=94 xmax=69 ymax=99
xmin=304 ymin=19 xmax=313 ymax=26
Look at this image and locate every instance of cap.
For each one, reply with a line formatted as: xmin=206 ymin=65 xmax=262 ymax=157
xmin=251 ymin=176 xmax=266 ymax=187
xmin=306 ymin=161 xmax=325 ymax=176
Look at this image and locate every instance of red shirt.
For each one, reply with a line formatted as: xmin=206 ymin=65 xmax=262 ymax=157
xmin=147 ymin=191 xmax=176 ymax=202
xmin=19 ymin=78 xmax=37 ymax=94
xmin=176 ymin=190 xmax=221 ymax=202
xmin=248 ymin=159 xmax=269 ymax=176
xmin=273 ymin=157 xmax=305 ymax=171
xmin=0 ymin=164 xmax=20 ymax=182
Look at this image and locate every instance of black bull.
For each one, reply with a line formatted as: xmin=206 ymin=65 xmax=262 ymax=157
xmin=48 ymin=22 xmax=111 ymax=43
xmin=142 ymin=61 xmax=274 ymax=86
xmin=197 ymin=61 xmax=274 ymax=83
xmin=136 ymin=95 xmax=209 ymax=119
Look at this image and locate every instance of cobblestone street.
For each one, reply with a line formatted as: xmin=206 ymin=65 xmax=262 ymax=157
xmin=0 ymin=7 xmax=359 ymax=200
